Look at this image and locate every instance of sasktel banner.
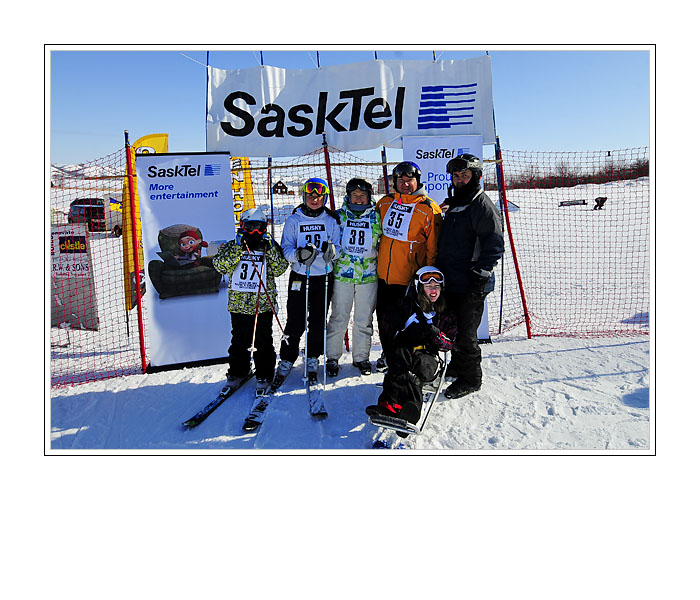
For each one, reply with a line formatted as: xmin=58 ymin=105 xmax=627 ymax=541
xmin=136 ymin=152 xmax=234 ymax=367
xmin=207 ymin=56 xmax=494 ymax=157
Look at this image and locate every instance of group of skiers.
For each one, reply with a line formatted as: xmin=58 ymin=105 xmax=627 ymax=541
xmin=212 ymin=154 xmax=505 ymax=431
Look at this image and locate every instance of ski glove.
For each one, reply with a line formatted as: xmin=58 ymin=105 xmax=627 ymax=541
xmin=260 ymin=234 xmax=275 ymax=251
xmin=396 ymin=322 xmax=434 ymax=349
xmin=320 ymin=241 xmax=336 ymax=264
xmin=296 ymin=244 xmax=318 ymax=268
xmin=467 ymin=267 xmax=491 ymax=293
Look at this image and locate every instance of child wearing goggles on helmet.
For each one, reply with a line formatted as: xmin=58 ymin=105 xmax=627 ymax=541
xmin=366 ymin=266 xmax=456 ymax=436
xmin=212 ymin=207 xmax=289 ymax=393
xmin=274 ymin=178 xmax=341 ymax=383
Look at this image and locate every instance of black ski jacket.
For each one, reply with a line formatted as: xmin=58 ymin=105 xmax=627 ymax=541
xmin=437 ymin=187 xmax=504 ymax=294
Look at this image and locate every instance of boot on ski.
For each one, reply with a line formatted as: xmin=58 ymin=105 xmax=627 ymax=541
xmin=326 ymin=358 xmax=339 ymax=377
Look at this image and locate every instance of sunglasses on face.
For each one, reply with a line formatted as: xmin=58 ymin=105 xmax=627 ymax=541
xmin=302 ymin=181 xmax=329 ymax=196
xmin=418 ymin=271 xmax=444 ymax=285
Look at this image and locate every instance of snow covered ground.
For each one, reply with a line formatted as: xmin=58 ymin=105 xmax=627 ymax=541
xmin=49 ymin=174 xmax=651 ymax=452
xmin=49 ymin=332 xmax=650 ymax=453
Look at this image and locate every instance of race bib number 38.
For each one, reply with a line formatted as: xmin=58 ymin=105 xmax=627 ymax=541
xmin=231 ymin=252 xmax=266 ymax=292
xmin=341 ymin=219 xmax=372 ymax=256
xmin=382 ymin=202 xmax=415 ymax=241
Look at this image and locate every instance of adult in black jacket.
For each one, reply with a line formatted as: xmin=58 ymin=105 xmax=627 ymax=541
xmin=438 ymin=154 xmax=504 ymax=399
xmin=366 ymin=267 xmax=457 ymax=436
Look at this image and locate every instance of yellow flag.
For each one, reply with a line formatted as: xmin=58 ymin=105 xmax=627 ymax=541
xmin=122 ymin=133 xmax=168 ymax=311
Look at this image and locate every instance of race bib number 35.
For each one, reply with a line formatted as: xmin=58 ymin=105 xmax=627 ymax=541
xmin=382 ymin=202 xmax=415 ymax=241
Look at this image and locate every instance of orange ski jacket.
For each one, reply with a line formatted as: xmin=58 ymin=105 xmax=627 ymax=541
xmin=376 ymin=188 xmax=443 ymax=286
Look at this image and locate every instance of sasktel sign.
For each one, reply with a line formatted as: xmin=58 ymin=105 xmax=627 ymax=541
xmin=206 ymin=57 xmax=494 ymax=157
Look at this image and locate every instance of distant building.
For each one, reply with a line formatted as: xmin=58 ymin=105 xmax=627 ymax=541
xmin=272 ymin=180 xmax=289 ymax=195
xmin=376 ymin=177 xmax=389 ymax=196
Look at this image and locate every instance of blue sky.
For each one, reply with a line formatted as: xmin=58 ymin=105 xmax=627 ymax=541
xmin=49 ymin=47 xmax=651 ymax=165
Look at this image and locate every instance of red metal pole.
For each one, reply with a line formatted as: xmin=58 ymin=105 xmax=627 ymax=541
xmin=321 ymin=133 xmax=336 ymax=211
xmin=321 ymin=133 xmax=347 ymax=350
xmin=124 ymin=131 xmax=149 ymax=371
xmin=495 ymin=137 xmax=532 ymax=338
xmin=381 ymin=146 xmax=390 ymax=196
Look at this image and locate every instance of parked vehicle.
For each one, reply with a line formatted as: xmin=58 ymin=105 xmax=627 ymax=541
xmin=68 ymin=197 xmax=122 ymax=236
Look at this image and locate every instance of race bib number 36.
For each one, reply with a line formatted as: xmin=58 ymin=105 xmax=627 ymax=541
xmin=382 ymin=202 xmax=415 ymax=241
xmin=297 ymin=223 xmax=328 ymax=249
xmin=231 ymin=252 xmax=266 ymax=292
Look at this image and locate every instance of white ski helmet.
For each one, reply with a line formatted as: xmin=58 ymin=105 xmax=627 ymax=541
xmin=240 ymin=207 xmax=267 ymax=223
xmin=414 ymin=266 xmax=445 ymax=292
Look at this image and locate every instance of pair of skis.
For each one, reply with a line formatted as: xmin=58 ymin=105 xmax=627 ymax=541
xmin=181 ymin=374 xmax=273 ymax=432
xmin=301 ymin=255 xmax=330 ymax=419
xmin=242 ymin=366 xmax=327 ymax=434
xmin=182 ymin=372 xmax=255 ymax=429
xmin=182 ymin=363 xmax=326 ymax=432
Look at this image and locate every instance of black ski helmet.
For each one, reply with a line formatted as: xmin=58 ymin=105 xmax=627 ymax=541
xmin=345 ymin=178 xmax=373 ymax=200
xmin=392 ymin=161 xmax=421 ymax=190
xmin=446 ymin=153 xmax=483 ymax=181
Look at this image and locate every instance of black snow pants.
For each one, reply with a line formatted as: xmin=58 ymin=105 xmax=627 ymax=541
xmin=228 ymin=311 xmax=276 ymax=381
xmin=446 ymin=290 xmax=488 ymax=387
xmin=279 ymin=270 xmax=334 ymax=363
xmin=380 ymin=347 xmax=440 ymax=423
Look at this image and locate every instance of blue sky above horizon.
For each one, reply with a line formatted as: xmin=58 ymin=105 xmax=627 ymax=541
xmin=49 ymin=47 xmax=651 ymax=165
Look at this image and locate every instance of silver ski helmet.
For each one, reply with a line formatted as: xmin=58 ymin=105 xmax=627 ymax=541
xmin=446 ymin=153 xmax=483 ymax=181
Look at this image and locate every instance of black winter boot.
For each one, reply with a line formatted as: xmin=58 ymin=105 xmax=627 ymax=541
xmin=444 ymin=378 xmax=481 ymax=399
xmin=326 ymin=358 xmax=339 ymax=377
xmin=353 ymin=360 xmax=372 ymax=376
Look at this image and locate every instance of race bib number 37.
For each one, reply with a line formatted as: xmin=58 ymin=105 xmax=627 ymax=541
xmin=231 ymin=252 xmax=266 ymax=292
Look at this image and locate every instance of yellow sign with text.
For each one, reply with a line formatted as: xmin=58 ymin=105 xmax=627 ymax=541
xmin=230 ymin=156 xmax=256 ymax=225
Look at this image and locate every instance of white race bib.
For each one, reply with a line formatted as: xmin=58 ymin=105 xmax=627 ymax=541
xmin=297 ymin=222 xmax=328 ymax=250
xmin=341 ymin=219 xmax=372 ymax=257
xmin=382 ymin=201 xmax=416 ymax=241
xmin=230 ymin=251 xmax=266 ymax=292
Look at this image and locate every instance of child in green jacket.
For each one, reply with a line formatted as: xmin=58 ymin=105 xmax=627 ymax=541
xmin=212 ymin=207 xmax=288 ymax=394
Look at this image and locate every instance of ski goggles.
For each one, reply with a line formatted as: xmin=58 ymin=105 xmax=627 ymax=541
xmin=393 ymin=162 xmax=420 ymax=178
xmin=417 ymin=270 xmax=444 ymax=285
xmin=302 ymin=181 xmax=329 ymax=196
xmin=242 ymin=220 xmax=267 ymax=235
xmin=346 ymin=180 xmax=371 ymax=194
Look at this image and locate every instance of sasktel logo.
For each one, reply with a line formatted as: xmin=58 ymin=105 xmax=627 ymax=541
xmin=218 ymin=81 xmax=479 ymax=140
xmin=418 ymin=83 xmax=477 ymax=130
xmin=147 ymin=164 xmax=221 ymax=178
xmin=219 ymin=87 xmax=406 ymax=138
